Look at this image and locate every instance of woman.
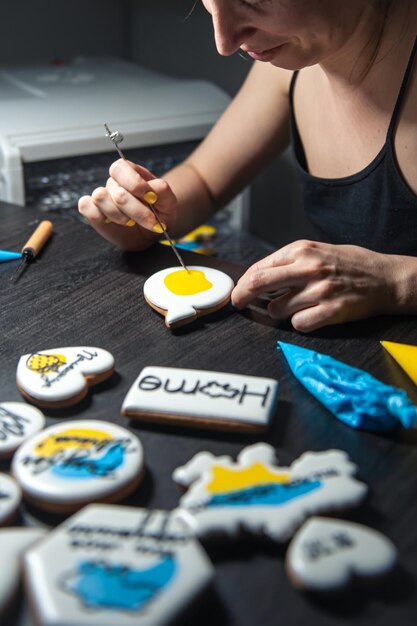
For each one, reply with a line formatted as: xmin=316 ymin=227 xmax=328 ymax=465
xmin=79 ymin=0 xmax=417 ymax=332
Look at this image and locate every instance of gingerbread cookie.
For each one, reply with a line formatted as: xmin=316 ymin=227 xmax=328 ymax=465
xmin=122 ymin=366 xmax=279 ymax=432
xmin=24 ymin=504 xmax=214 ymax=626
xmin=143 ymin=265 xmax=234 ymax=328
xmin=285 ymin=517 xmax=397 ymax=592
xmin=173 ymin=444 xmax=367 ymax=542
xmin=0 ymin=402 xmax=46 ymax=459
xmin=11 ymin=420 xmax=145 ymax=513
xmin=0 ymin=527 xmax=46 ymax=615
xmin=16 ymin=347 xmax=115 ymax=408
xmin=0 ymin=473 xmax=22 ymax=526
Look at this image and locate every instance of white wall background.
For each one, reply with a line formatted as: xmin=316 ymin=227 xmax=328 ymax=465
xmin=0 ymin=0 xmax=313 ymax=248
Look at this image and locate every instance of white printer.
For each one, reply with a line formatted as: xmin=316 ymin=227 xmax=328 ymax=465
xmin=0 ymin=56 xmax=247 ymax=228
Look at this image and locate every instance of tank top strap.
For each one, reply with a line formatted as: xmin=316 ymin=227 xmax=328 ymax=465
xmin=387 ymin=35 xmax=417 ymax=140
xmin=289 ymin=70 xmax=299 ymax=102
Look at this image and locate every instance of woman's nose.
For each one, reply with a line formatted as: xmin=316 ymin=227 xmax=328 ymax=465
xmin=211 ymin=5 xmax=256 ymax=56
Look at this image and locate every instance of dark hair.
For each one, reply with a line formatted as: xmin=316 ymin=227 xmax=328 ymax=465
xmin=356 ymin=0 xmax=407 ymax=82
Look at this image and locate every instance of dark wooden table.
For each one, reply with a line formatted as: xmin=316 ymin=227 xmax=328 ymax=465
xmin=1 ymin=201 xmax=416 ymax=626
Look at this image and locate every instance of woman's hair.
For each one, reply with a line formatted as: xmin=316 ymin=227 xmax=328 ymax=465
xmin=357 ymin=0 xmax=408 ymax=82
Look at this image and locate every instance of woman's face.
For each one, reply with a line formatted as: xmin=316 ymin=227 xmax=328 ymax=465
xmin=201 ymin=0 xmax=370 ymax=70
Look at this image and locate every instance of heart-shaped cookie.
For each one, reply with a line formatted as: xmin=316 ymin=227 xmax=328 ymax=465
xmin=285 ymin=516 xmax=397 ymax=591
xmin=16 ymin=347 xmax=115 ymax=408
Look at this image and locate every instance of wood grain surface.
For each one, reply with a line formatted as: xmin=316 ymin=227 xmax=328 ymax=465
xmin=1 ymin=201 xmax=416 ymax=626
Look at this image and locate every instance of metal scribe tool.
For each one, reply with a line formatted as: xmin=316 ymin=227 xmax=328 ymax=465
xmin=104 ymin=123 xmax=188 ymax=271
xmin=10 ymin=220 xmax=53 ymax=282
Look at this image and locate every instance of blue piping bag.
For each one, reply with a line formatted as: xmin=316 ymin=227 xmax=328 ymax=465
xmin=277 ymin=341 xmax=417 ymax=431
xmin=0 ymin=250 xmax=22 ymax=263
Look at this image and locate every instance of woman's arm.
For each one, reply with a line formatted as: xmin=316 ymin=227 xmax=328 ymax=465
xmin=78 ymin=62 xmax=292 ymax=249
xmin=232 ymin=241 xmax=417 ymax=331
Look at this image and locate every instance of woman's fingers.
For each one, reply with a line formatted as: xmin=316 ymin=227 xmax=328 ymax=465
xmin=106 ymin=160 xmax=178 ymax=230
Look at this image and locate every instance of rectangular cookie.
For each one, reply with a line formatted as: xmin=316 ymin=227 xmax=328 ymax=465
xmin=121 ymin=366 xmax=279 ymax=432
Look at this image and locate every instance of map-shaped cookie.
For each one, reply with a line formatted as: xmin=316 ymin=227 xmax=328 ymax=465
xmin=16 ymin=347 xmax=115 ymax=408
xmin=143 ymin=266 xmax=234 ymax=328
xmin=173 ymin=444 xmax=367 ymax=542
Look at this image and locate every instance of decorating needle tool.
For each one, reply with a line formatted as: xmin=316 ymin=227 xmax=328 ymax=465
xmin=10 ymin=220 xmax=53 ymax=282
xmin=104 ymin=123 xmax=189 ymax=271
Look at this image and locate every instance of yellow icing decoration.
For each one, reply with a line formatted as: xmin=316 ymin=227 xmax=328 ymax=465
xmin=35 ymin=428 xmax=113 ymax=456
xmin=164 ymin=269 xmax=213 ymax=296
xmin=381 ymin=340 xmax=417 ymax=386
xmin=27 ymin=353 xmax=67 ymax=374
xmin=181 ymin=225 xmax=216 ymax=242
xmin=207 ymin=463 xmax=290 ymax=494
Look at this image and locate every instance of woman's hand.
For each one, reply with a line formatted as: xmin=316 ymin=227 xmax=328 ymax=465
xmin=78 ymin=159 xmax=178 ymax=250
xmin=231 ymin=240 xmax=405 ymax=332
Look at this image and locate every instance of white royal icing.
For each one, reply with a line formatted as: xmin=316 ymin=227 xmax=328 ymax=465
xmin=24 ymin=504 xmax=214 ymax=626
xmin=0 ymin=527 xmax=46 ymax=613
xmin=122 ymin=366 xmax=279 ymax=430
xmin=16 ymin=347 xmax=115 ymax=404
xmin=12 ymin=420 xmax=144 ymax=511
xmin=143 ymin=266 xmax=234 ymax=326
xmin=286 ymin=516 xmax=397 ymax=590
xmin=173 ymin=444 xmax=367 ymax=542
xmin=0 ymin=402 xmax=46 ymax=458
xmin=0 ymin=473 xmax=22 ymax=525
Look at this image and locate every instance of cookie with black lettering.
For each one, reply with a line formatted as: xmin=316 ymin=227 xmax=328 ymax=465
xmin=122 ymin=366 xmax=279 ymax=432
xmin=285 ymin=517 xmax=397 ymax=592
xmin=16 ymin=347 xmax=115 ymax=408
xmin=0 ymin=402 xmax=46 ymax=459
xmin=24 ymin=504 xmax=214 ymax=626
xmin=173 ymin=444 xmax=367 ymax=542
xmin=0 ymin=473 xmax=22 ymax=526
xmin=11 ymin=420 xmax=144 ymax=514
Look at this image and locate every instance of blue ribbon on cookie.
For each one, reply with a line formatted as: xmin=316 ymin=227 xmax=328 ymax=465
xmin=277 ymin=341 xmax=417 ymax=432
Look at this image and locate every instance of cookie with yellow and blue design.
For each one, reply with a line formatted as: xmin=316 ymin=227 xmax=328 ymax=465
xmin=12 ymin=420 xmax=144 ymax=514
xmin=173 ymin=443 xmax=367 ymax=542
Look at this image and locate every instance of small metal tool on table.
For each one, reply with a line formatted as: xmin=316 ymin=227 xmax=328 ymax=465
xmin=10 ymin=220 xmax=53 ymax=282
xmin=104 ymin=123 xmax=189 ymax=271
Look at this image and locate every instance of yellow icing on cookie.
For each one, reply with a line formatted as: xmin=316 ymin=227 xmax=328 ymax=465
xmin=164 ymin=269 xmax=213 ymax=296
xmin=207 ymin=463 xmax=290 ymax=494
xmin=27 ymin=353 xmax=67 ymax=374
xmin=34 ymin=428 xmax=113 ymax=456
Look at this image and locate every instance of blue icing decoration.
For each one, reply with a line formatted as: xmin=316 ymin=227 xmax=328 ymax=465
xmin=277 ymin=341 xmax=417 ymax=431
xmin=67 ymin=557 xmax=176 ymax=611
xmin=51 ymin=443 xmax=124 ymax=479
xmin=207 ymin=480 xmax=321 ymax=507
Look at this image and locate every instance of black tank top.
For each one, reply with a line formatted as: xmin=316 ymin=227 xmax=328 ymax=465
xmin=289 ymin=37 xmax=417 ymax=255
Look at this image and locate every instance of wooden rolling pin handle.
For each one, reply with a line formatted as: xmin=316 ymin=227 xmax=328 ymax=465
xmin=22 ymin=220 xmax=53 ymax=260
